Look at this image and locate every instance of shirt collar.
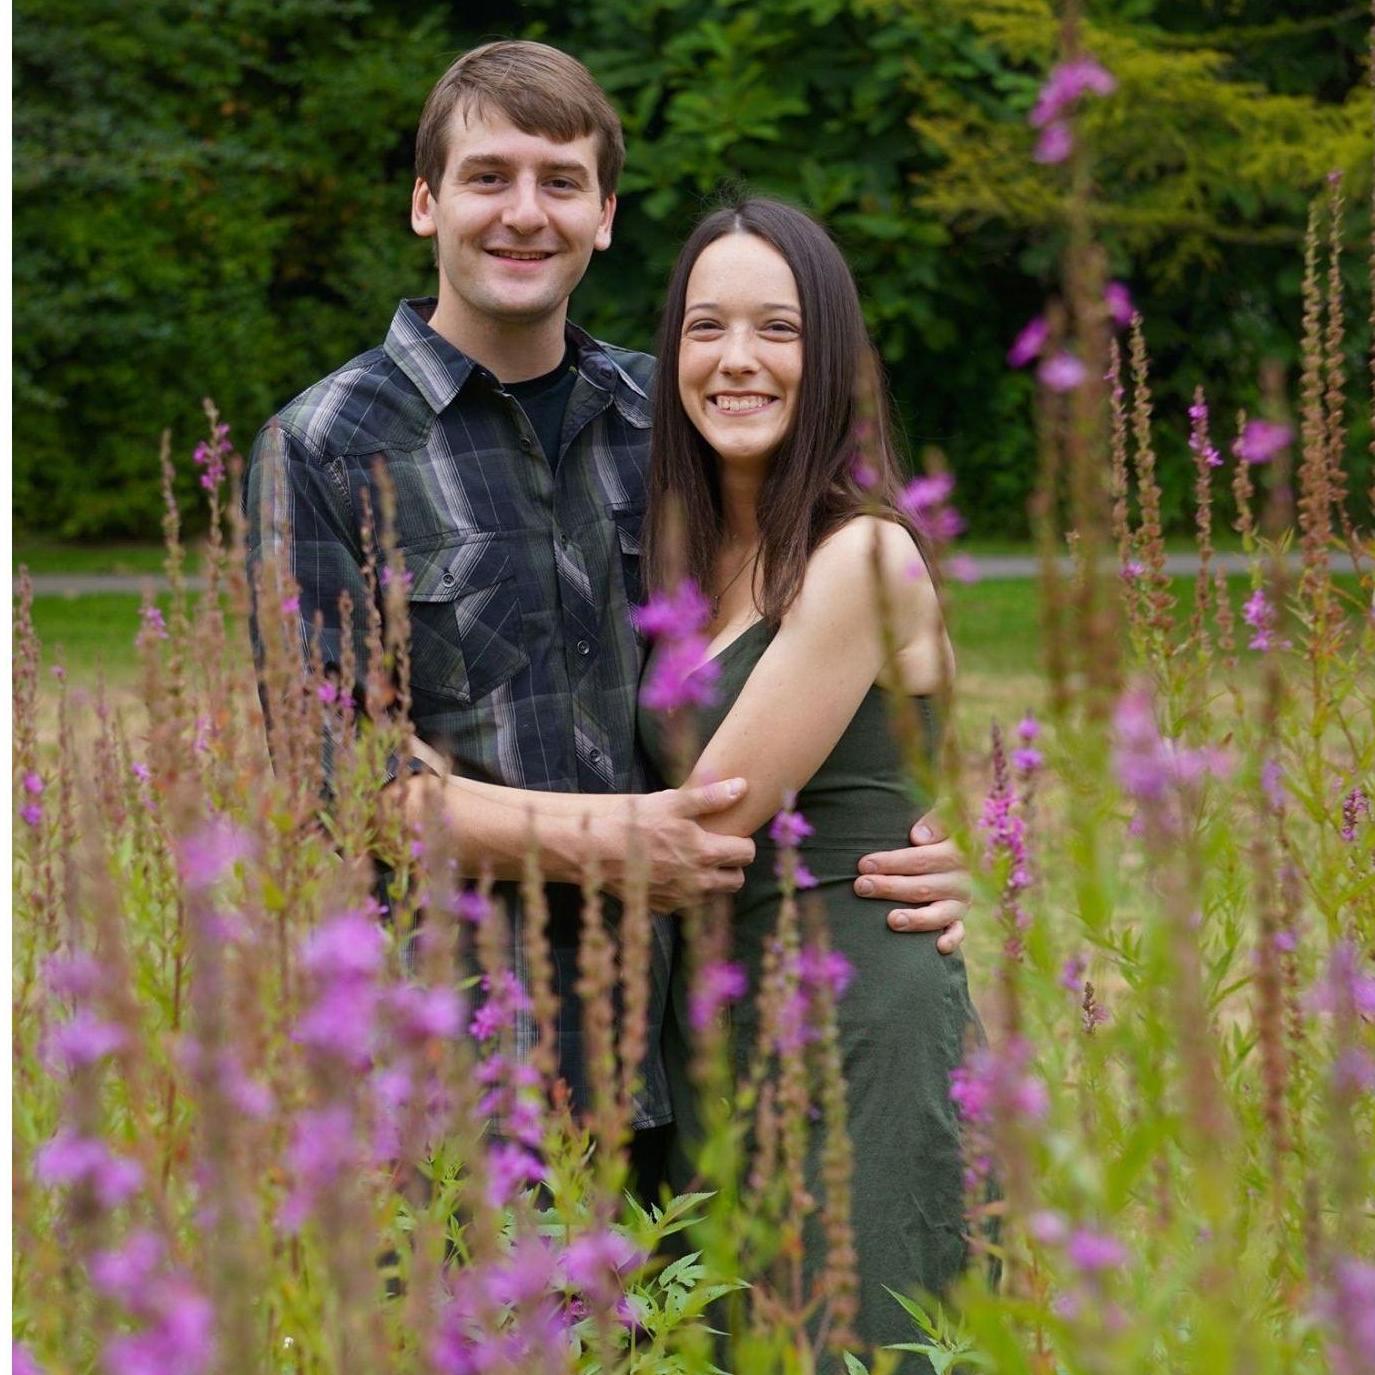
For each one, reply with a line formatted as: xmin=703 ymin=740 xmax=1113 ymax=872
xmin=385 ymin=298 xmax=650 ymax=426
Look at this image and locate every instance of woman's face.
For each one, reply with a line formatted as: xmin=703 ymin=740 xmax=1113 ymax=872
xmin=677 ymin=233 xmax=803 ymax=473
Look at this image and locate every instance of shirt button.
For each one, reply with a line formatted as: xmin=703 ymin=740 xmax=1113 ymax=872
xmin=521 ymin=438 xmax=534 ymax=453
xmin=589 ymin=749 xmax=602 ymax=765
xmin=576 ymin=639 xmax=591 ymax=656
xmin=441 ymin=572 xmax=454 ymax=586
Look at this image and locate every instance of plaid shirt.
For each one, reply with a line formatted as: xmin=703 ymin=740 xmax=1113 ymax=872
xmin=245 ymin=298 xmax=673 ymax=1128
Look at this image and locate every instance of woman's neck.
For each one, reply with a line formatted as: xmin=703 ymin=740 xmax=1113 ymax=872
xmin=717 ymin=464 xmax=763 ymax=548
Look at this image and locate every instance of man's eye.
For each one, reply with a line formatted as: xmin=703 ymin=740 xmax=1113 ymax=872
xmin=472 ymin=173 xmax=504 ymax=186
xmin=546 ymin=178 xmax=578 ymax=191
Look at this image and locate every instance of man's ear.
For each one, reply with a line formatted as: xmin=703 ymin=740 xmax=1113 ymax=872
xmin=412 ymin=178 xmax=438 ymax=239
xmin=594 ymin=192 xmax=617 ymax=253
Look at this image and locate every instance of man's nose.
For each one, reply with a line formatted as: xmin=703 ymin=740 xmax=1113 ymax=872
xmin=502 ymin=176 xmax=548 ymax=234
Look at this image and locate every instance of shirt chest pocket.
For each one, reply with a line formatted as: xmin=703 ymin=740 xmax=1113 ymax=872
xmin=402 ymin=538 xmax=528 ymax=706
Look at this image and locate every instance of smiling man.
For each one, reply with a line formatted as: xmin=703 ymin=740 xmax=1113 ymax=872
xmin=245 ymin=41 xmax=972 ymax=1189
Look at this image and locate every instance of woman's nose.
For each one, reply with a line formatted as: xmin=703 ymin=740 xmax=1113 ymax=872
xmin=718 ymin=329 xmax=759 ymax=375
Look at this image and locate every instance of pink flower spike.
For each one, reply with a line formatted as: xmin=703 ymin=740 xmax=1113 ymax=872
xmin=1104 ymin=281 xmax=1133 ymax=327
xmin=690 ymin=961 xmax=749 ymax=1030
xmin=1030 ymin=57 xmax=1117 ymax=128
xmin=46 ymin=1010 xmax=127 ymax=1068
xmin=178 ymin=817 xmax=255 ymax=892
xmin=90 ymin=1230 xmax=164 ymax=1305
xmin=1038 ymin=352 xmax=1087 ymax=392
xmin=1234 ymin=419 xmax=1293 ymax=465
xmin=1067 ymin=1227 xmax=1127 ymax=1273
xmin=1033 ymin=121 xmax=1073 ymax=165
xmin=20 ymin=802 xmax=43 ymax=827
xmin=23 ymin=771 xmax=43 ymax=795
xmin=944 ymin=553 xmax=980 ymax=584
xmin=1007 ymin=315 xmax=1049 ymax=368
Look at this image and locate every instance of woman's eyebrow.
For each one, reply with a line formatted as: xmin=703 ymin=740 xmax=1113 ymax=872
xmin=684 ymin=301 xmax=800 ymax=313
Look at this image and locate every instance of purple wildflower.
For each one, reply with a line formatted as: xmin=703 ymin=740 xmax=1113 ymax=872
xmin=90 ymin=1231 xmax=164 ymax=1306
xmin=799 ymin=946 xmax=855 ymax=1000
xmin=469 ymin=970 xmax=531 ymax=1042
xmin=1242 ymin=588 xmax=1280 ymax=652
xmin=1112 ymin=687 xmax=1169 ymax=803
xmin=1261 ymin=758 xmax=1286 ymax=810
xmin=1066 ymin=1227 xmax=1127 ymax=1273
xmin=45 ymin=1009 xmax=127 ymax=1068
xmin=1038 ymin=352 xmax=1087 ymax=392
xmin=561 ymin=1230 xmax=645 ymax=1304
xmin=103 ymin=1278 xmax=215 ymax=1375
xmin=852 ymin=455 xmax=879 ymax=489
xmin=132 ymin=761 xmax=151 ymax=784
xmin=387 ymin=984 xmax=463 ymax=1043
xmin=280 ymin=593 xmax=301 ymax=615
xmin=453 ymin=888 xmax=490 ymax=924
xmin=44 ymin=950 xmax=104 ymax=999
xmin=1007 ymin=315 xmax=1049 ymax=368
xmin=1188 ymin=393 xmax=1223 ymax=469
xmin=138 ymin=605 xmax=168 ymax=643
xmin=301 ymin=911 xmax=386 ymax=982
xmin=689 ymin=960 xmax=748 ymax=1031
xmin=949 ymin=1038 xmax=1047 ymax=1127
xmin=944 ymin=552 xmax=980 ymax=583
xmin=639 ymin=635 xmax=720 ymax=712
xmin=177 ymin=816 xmax=255 ymax=892
xmin=1033 ymin=121 xmax=1074 ymax=164
xmin=899 ymin=473 xmax=965 ymax=544
xmin=1028 ymin=1209 xmax=1069 ymax=1245
xmin=1233 ymin=419 xmax=1292 ymax=465
xmin=12 ymin=1342 xmax=41 ymax=1375
xmin=483 ymin=1236 xmax=559 ymax=1307
xmin=1029 ymin=56 xmax=1116 ymax=129
xmin=1307 ymin=941 xmax=1375 ymax=1019
xmin=280 ymin=1105 xmax=357 ymax=1232
xmin=1341 ymin=787 xmax=1370 ymax=842
xmin=769 ymin=799 xmax=815 ymax=848
xmin=1332 ymin=1048 xmax=1375 ymax=1094
xmin=1012 ymin=746 xmax=1043 ymax=774
xmin=1316 ymin=1256 xmax=1375 ymax=1375
xmin=632 ymin=580 xmax=712 ymax=640
xmin=1104 ymin=281 xmax=1133 ymax=328
xmin=23 ymin=771 xmax=43 ymax=795
xmin=1060 ymin=953 xmax=1086 ymax=992
xmin=192 ymin=421 xmax=232 ymax=493
xmin=485 ymin=1142 xmax=545 ymax=1207
xmin=20 ymin=802 xmax=43 ymax=827
xmin=1274 ymin=929 xmax=1298 ymax=954
xmin=1016 ymin=714 xmax=1040 ymax=744
xmin=294 ymin=983 xmax=378 ymax=1069
xmin=35 ymin=1131 xmax=144 ymax=1208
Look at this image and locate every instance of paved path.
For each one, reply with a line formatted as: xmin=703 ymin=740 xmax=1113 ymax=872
xmin=17 ymin=551 xmax=1361 ymax=598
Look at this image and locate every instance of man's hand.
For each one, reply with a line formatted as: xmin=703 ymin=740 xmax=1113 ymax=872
xmin=854 ymin=809 xmax=971 ymax=953
xmin=604 ymin=780 xmax=756 ymax=910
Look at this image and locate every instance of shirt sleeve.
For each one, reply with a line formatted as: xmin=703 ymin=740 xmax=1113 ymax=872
xmin=244 ymin=418 xmax=376 ymax=797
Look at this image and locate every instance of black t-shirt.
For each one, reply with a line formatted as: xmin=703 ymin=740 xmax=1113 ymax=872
xmin=505 ymin=343 xmax=579 ymax=471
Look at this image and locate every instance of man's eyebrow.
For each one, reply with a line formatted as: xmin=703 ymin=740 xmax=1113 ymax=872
xmin=454 ymin=153 xmax=592 ymax=177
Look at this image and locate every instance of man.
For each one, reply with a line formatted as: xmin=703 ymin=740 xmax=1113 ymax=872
xmin=246 ymin=40 xmax=971 ymax=1178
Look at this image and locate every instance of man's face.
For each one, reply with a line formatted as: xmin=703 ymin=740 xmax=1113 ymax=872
xmin=412 ymin=107 xmax=615 ymax=332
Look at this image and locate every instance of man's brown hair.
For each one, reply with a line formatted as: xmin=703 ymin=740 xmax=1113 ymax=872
xmin=415 ymin=41 xmax=625 ymax=200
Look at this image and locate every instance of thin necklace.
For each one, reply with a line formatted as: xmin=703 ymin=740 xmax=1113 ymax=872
xmin=711 ymin=547 xmax=759 ymax=617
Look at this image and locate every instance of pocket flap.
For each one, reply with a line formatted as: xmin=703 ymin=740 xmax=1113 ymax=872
xmin=403 ymin=539 xmax=513 ymax=603
xmin=606 ymin=504 xmax=645 ymax=556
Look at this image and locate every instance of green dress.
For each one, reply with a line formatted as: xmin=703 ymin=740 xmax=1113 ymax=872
xmin=639 ymin=618 xmax=980 ymax=1369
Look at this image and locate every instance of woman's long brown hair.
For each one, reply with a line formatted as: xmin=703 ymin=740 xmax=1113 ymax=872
xmin=643 ymin=197 xmax=929 ymax=623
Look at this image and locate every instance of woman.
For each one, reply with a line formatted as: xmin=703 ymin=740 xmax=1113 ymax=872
xmin=637 ymin=198 xmax=980 ymax=1362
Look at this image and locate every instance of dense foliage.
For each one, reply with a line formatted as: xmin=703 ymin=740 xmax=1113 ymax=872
xmin=14 ymin=0 xmax=1373 ymax=537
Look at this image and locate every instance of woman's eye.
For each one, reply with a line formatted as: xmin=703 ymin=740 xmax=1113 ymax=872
xmin=765 ymin=321 xmax=799 ymax=335
xmin=686 ymin=320 xmax=722 ymax=334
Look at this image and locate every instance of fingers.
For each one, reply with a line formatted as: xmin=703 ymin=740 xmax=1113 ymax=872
xmin=677 ymin=777 xmax=747 ymax=815
xmin=910 ymin=808 xmax=949 ymax=846
xmin=853 ymin=867 xmax=972 ymax=905
xmin=703 ymin=832 xmax=755 ymax=870
xmin=936 ymin=920 xmax=967 ymax=954
xmin=886 ymin=901 xmax=967 ymax=935
xmin=857 ymin=836 xmax=964 ymax=878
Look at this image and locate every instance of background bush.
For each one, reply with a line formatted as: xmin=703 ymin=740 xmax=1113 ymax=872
xmin=14 ymin=0 xmax=1373 ymax=539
